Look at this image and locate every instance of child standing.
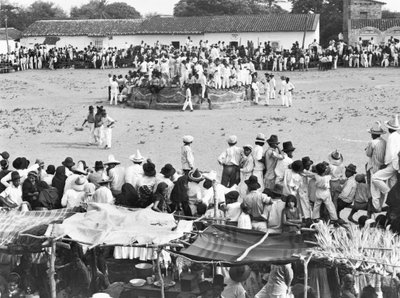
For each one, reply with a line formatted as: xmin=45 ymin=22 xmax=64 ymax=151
xmin=182 ymin=84 xmax=193 ymax=112
xmin=239 ymin=145 xmax=254 ymax=199
xmin=238 ymin=203 xmax=252 ymax=229
xmin=312 ymin=163 xmax=338 ymax=222
xmin=82 ymin=105 xmax=95 ymax=145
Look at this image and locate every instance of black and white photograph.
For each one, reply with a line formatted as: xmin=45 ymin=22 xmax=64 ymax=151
xmin=0 ymin=0 xmax=400 ymax=297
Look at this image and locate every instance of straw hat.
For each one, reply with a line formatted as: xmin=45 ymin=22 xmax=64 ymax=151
xmin=129 ymin=150 xmax=145 ymax=163
xmin=104 ymin=154 xmax=120 ymax=165
xmin=227 ymin=135 xmax=238 ymax=145
xmin=255 ymin=133 xmax=266 ymax=143
xmin=183 ymin=135 xmax=194 ymax=143
xmin=367 ymin=121 xmax=386 ymax=135
xmin=243 ymin=144 xmax=253 ymax=151
xmin=328 ymin=150 xmax=343 ymax=166
xmin=188 ymin=168 xmax=204 ymax=183
xmin=71 ymin=163 xmax=86 ymax=175
xmin=385 ymin=114 xmax=400 ymax=130
xmin=72 ymin=176 xmax=87 ymax=192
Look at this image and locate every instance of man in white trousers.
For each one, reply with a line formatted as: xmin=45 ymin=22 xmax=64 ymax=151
xmin=82 ymin=106 xmax=95 ymax=145
xmin=269 ymin=74 xmax=276 ymax=100
xmin=371 ymin=115 xmax=400 ymax=211
xmin=182 ymin=84 xmax=193 ymax=112
xmin=264 ymin=74 xmax=271 ymax=106
xmin=285 ymin=77 xmax=295 ymax=107
xmin=101 ymin=110 xmax=115 ymax=149
xmin=279 ymin=76 xmax=286 ymax=107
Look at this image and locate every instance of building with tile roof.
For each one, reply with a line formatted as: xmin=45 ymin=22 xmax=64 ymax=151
xmin=21 ymin=14 xmax=320 ymax=50
xmin=0 ymin=28 xmax=22 ymax=54
xmin=343 ymin=0 xmax=400 ymax=45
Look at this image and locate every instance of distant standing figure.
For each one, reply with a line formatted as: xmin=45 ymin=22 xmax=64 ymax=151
xmin=285 ymin=77 xmax=295 ymax=107
xmin=181 ymin=135 xmax=195 ymax=175
xmin=110 ymin=75 xmax=119 ymax=105
xmin=280 ymin=76 xmax=286 ymax=107
xmin=101 ymin=110 xmax=115 ymax=150
xmin=82 ymin=106 xmax=95 ymax=145
xmin=182 ymin=84 xmax=193 ymax=112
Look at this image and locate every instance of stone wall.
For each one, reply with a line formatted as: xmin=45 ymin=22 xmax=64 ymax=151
xmin=349 ymin=26 xmax=400 ymax=46
xmin=350 ymin=0 xmax=383 ymax=19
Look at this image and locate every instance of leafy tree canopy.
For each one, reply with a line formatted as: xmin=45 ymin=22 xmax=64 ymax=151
xmin=71 ymin=0 xmax=141 ymax=19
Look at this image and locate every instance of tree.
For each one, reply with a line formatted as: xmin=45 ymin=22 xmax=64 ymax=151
xmin=26 ymin=1 xmax=67 ymax=20
xmin=71 ymin=0 xmax=141 ymax=19
xmin=291 ymin=0 xmax=343 ymax=46
xmin=0 ymin=2 xmax=27 ymax=30
xmin=382 ymin=9 xmax=400 ymax=18
xmin=173 ymin=0 xmax=286 ymax=17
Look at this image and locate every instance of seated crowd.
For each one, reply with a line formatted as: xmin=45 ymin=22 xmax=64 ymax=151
xmin=1 ymin=115 xmax=399 ymax=234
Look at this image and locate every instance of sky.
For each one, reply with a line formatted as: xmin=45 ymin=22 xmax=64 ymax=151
xmin=5 ymin=0 xmax=400 ymax=15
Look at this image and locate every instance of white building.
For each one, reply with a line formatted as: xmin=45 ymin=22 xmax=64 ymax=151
xmin=0 ymin=28 xmax=21 ymax=54
xmin=21 ymin=14 xmax=320 ymax=50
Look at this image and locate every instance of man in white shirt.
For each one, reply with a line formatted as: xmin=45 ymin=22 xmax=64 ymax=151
xmin=218 ymin=135 xmax=242 ymax=187
xmin=0 ymin=171 xmax=28 ymax=210
xmin=285 ymin=77 xmax=295 ymax=107
xmin=181 ymin=135 xmax=195 ymax=175
xmin=253 ymin=133 xmax=267 ymax=190
xmin=371 ymin=115 xmax=400 ymax=211
xmin=101 ymin=110 xmax=115 ymax=149
xmin=125 ymin=150 xmax=144 ymax=189
xmin=104 ymin=155 xmax=125 ymax=196
xmin=275 ymin=141 xmax=296 ymax=187
xmin=279 ymin=76 xmax=287 ymax=107
xmin=93 ymin=179 xmax=114 ymax=204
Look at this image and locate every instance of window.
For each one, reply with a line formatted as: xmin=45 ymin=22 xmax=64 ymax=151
xmin=230 ymin=41 xmax=238 ymax=48
xmin=94 ymin=39 xmax=103 ymax=49
xmin=171 ymin=41 xmax=180 ymax=49
xmin=360 ymin=11 xmax=368 ymax=18
xmin=271 ymin=41 xmax=280 ymax=50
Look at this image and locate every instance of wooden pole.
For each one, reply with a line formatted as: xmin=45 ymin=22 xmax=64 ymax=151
xmin=213 ymin=180 xmax=217 ymax=218
xmin=303 ymin=254 xmax=313 ymax=298
xmin=157 ymin=249 xmax=165 ymax=298
xmin=49 ymin=239 xmax=57 ymax=298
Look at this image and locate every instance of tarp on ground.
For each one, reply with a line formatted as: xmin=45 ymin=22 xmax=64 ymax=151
xmin=0 ymin=208 xmax=74 ymax=252
xmin=51 ymin=203 xmax=193 ymax=247
xmin=177 ymin=225 xmax=315 ymax=265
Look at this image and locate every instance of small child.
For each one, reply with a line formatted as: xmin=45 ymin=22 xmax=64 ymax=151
xmin=182 ymin=84 xmax=193 ymax=112
xmin=311 ymin=163 xmax=338 ymax=222
xmin=348 ymin=174 xmax=371 ymax=223
xmin=239 ymin=145 xmax=254 ymax=200
xmin=152 ymin=182 xmax=169 ymax=213
xmin=238 ymin=203 xmax=252 ymax=229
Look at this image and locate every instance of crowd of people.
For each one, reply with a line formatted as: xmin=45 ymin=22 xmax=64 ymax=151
xmin=1 ymin=35 xmax=399 ymax=74
xmin=0 ymin=112 xmax=399 ymax=296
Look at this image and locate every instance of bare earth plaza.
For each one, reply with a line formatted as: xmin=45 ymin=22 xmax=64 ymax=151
xmin=0 ymin=0 xmax=400 ymax=297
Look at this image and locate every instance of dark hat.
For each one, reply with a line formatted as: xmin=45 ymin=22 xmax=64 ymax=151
xmin=345 ymin=163 xmax=357 ymax=174
xmin=267 ymin=134 xmax=280 ymax=144
xmin=291 ymin=160 xmax=304 ymax=173
xmin=89 ymin=105 xmax=94 ymax=110
xmin=212 ymin=274 xmax=226 ymax=288
xmin=11 ymin=171 xmax=21 ymax=181
xmin=46 ymin=165 xmax=55 ymax=175
xmin=229 ymin=265 xmax=251 ymax=283
xmin=160 ymin=163 xmax=176 ymax=178
xmin=62 ymin=157 xmax=75 ymax=168
xmin=0 ymin=159 xmax=9 ymax=169
xmin=1 ymin=151 xmax=10 ymax=160
xmin=282 ymin=141 xmax=295 ymax=153
xmin=315 ymin=163 xmax=327 ymax=175
xmin=20 ymin=157 xmax=30 ymax=169
xmin=143 ymin=161 xmax=156 ymax=177
xmin=198 ymin=281 xmax=213 ymax=294
xmin=188 ymin=168 xmax=204 ymax=183
xmin=12 ymin=157 xmax=22 ymax=170
xmin=94 ymin=161 xmax=104 ymax=171
xmin=264 ymin=184 xmax=286 ymax=199
xmin=301 ymin=156 xmax=314 ymax=167
xmin=245 ymin=175 xmax=261 ymax=190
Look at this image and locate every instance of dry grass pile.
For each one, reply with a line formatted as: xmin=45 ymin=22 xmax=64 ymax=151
xmin=310 ymin=222 xmax=400 ymax=275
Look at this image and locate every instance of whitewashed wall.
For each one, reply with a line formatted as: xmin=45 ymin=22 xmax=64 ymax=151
xmin=0 ymin=40 xmax=19 ymax=54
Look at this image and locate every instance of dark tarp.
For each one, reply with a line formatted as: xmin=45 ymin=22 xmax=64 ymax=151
xmin=177 ymin=225 xmax=315 ymax=265
xmin=43 ymin=36 xmax=60 ymax=45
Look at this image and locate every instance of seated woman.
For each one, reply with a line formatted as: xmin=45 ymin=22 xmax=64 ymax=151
xmin=281 ymin=195 xmax=303 ymax=234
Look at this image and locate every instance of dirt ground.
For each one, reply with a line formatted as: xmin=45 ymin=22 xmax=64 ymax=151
xmin=1 ymin=67 xmax=400 ymax=176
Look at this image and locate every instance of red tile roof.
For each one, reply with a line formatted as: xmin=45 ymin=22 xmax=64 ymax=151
xmin=23 ymin=14 xmax=320 ymax=37
xmin=0 ymin=28 xmax=22 ymax=40
xmin=351 ymin=18 xmax=400 ymax=31
xmin=137 ymin=14 xmax=320 ymax=34
xmin=22 ymin=19 xmax=143 ymax=37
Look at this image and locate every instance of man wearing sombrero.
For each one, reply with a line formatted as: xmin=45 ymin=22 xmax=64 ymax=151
xmin=371 ymin=115 xmax=400 ymax=212
xmin=264 ymin=135 xmax=283 ymax=189
xmin=125 ymin=150 xmax=144 ymax=189
xmin=104 ymin=154 xmax=125 ymax=196
xmin=365 ymin=121 xmax=386 ymax=185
